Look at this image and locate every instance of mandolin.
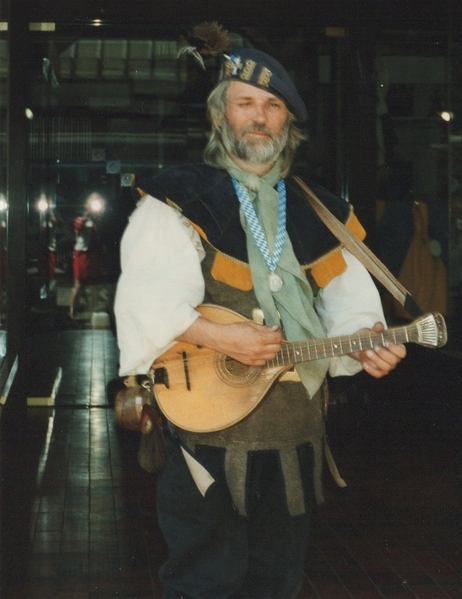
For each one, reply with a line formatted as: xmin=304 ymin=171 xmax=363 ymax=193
xmin=148 ymin=304 xmax=447 ymax=433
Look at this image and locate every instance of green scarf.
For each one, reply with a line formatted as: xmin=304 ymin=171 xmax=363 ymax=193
xmin=226 ymin=157 xmax=329 ymax=398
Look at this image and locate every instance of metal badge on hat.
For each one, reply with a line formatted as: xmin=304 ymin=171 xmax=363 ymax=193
xmin=223 ymin=54 xmax=243 ymax=76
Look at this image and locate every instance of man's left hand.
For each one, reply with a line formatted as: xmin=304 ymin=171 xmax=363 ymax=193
xmin=355 ymin=322 xmax=407 ymax=379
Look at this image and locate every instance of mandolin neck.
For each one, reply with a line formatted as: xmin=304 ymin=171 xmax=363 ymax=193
xmin=267 ymin=323 xmax=417 ymax=368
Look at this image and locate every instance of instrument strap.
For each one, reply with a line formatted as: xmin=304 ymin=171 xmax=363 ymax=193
xmin=293 ymin=176 xmax=423 ymax=318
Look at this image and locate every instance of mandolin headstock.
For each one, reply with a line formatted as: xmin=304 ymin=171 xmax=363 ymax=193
xmin=412 ymin=313 xmax=447 ymax=348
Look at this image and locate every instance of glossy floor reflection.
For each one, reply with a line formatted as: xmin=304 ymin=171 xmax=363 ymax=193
xmin=1 ymin=327 xmax=462 ymax=598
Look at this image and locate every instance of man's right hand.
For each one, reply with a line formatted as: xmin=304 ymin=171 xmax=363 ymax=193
xmin=176 ymin=316 xmax=283 ymax=366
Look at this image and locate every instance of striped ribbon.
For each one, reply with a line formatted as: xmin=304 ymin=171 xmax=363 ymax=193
xmin=232 ymin=178 xmax=286 ymax=275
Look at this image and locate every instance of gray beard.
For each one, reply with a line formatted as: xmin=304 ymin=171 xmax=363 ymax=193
xmin=221 ymin=120 xmax=289 ymax=166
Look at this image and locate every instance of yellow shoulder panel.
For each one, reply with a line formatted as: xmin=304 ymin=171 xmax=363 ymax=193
xmin=310 ymin=212 xmax=366 ymax=288
xmin=211 ymin=252 xmax=253 ymax=291
xmin=189 ymin=223 xmax=253 ymax=291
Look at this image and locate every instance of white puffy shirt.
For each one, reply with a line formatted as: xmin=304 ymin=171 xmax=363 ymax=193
xmin=114 ymin=195 xmax=385 ymax=378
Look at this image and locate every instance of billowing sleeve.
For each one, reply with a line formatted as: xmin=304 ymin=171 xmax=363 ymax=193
xmin=315 ymin=248 xmax=386 ymax=377
xmin=114 ymin=195 xmax=205 ymax=376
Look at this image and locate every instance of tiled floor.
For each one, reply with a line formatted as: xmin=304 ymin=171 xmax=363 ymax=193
xmin=1 ymin=312 xmax=462 ymax=598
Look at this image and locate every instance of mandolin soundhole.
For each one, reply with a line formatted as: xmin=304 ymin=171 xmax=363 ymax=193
xmin=214 ymin=354 xmax=262 ymax=387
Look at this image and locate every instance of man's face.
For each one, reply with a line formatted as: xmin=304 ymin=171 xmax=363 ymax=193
xmin=222 ymin=81 xmax=290 ymax=166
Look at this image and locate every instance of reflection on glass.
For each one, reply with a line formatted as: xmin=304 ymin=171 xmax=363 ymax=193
xmin=19 ymin=26 xmax=461 ymax=345
xmin=0 ymin=193 xmax=7 ymax=330
xmin=69 ymin=191 xmax=106 ymax=319
xmin=36 ymin=193 xmax=57 ymax=300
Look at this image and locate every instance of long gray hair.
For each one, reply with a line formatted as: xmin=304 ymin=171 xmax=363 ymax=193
xmin=203 ymin=81 xmax=305 ymax=178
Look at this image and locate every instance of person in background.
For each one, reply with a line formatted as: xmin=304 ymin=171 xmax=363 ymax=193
xmin=70 ymin=191 xmax=105 ymax=318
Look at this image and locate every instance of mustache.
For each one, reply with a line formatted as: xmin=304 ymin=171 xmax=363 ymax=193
xmin=241 ymin=124 xmax=275 ymax=138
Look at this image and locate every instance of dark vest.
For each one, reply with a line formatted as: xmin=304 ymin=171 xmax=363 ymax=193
xmin=139 ymin=164 xmax=355 ymax=272
xmin=140 ymin=166 xmax=353 ymax=515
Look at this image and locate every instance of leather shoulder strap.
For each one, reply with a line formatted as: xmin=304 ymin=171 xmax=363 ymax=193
xmin=293 ymin=176 xmax=423 ymax=318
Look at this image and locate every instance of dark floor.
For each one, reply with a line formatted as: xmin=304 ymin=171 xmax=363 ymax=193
xmin=1 ymin=312 xmax=462 ymax=598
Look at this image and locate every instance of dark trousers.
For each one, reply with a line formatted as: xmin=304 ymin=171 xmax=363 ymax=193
xmin=156 ymin=440 xmax=313 ymax=599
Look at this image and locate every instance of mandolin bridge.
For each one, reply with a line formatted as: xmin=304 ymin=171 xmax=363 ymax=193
xmin=151 ymin=366 xmax=169 ymax=389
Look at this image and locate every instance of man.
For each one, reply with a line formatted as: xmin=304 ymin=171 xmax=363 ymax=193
xmin=114 ymin=48 xmax=406 ymax=599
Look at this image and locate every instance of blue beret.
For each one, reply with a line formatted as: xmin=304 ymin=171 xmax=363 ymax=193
xmin=219 ymin=48 xmax=308 ymax=123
